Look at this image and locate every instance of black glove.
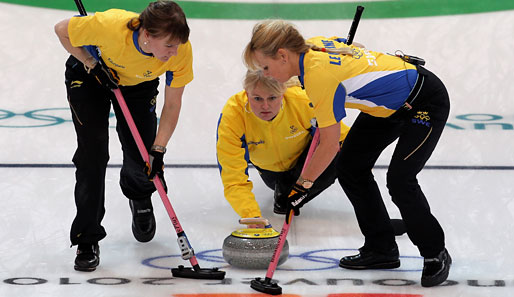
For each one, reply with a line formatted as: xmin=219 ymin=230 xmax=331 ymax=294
xmin=90 ymin=61 xmax=119 ymax=90
xmin=145 ymin=150 xmax=167 ymax=192
xmin=285 ymin=183 xmax=309 ymax=223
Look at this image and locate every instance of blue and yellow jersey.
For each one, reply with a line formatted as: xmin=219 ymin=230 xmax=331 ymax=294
xmin=300 ymin=36 xmax=418 ymax=128
xmin=68 ymin=9 xmax=193 ymax=87
xmin=216 ymin=86 xmax=349 ymax=218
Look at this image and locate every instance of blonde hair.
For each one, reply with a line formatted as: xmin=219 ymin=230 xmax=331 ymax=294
xmin=244 ymin=70 xmax=286 ymax=95
xmin=244 ymin=19 xmax=353 ymax=70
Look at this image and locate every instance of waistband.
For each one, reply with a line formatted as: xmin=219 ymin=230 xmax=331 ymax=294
xmin=401 ymin=66 xmax=429 ymax=111
xmin=390 ymin=65 xmax=430 ymax=118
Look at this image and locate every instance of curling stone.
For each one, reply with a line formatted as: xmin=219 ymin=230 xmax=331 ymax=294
xmin=222 ymin=218 xmax=289 ymax=269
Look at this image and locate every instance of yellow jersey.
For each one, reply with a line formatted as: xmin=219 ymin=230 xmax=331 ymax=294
xmin=301 ymin=36 xmax=418 ymax=127
xmin=68 ymin=9 xmax=193 ymax=87
xmin=216 ymin=86 xmax=349 ymax=218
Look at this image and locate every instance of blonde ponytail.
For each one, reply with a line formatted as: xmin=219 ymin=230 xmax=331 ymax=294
xmin=308 ymin=44 xmax=354 ymax=55
xmin=284 ymin=76 xmax=302 ymax=88
xmin=244 ymin=20 xmax=353 ymax=70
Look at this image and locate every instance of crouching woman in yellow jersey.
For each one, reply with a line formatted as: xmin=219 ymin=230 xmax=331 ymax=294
xmin=216 ymin=70 xmax=349 ymax=227
xmin=54 ymin=1 xmax=192 ymax=271
xmin=244 ymin=20 xmax=451 ymax=287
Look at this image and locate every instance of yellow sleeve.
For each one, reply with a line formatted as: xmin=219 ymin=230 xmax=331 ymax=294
xmin=167 ymin=41 xmax=194 ymax=88
xmin=68 ymin=9 xmax=131 ymax=48
xmin=339 ymin=121 xmax=351 ymax=142
xmin=216 ymin=93 xmax=262 ymax=218
xmin=306 ymin=66 xmax=343 ymax=128
xmin=68 ymin=15 xmax=98 ymax=47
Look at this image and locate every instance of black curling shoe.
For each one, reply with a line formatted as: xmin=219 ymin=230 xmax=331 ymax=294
xmin=339 ymin=247 xmax=400 ymax=270
xmin=273 ymin=201 xmax=287 ymax=215
xmin=273 ymin=184 xmax=287 ymax=215
xmin=129 ymin=198 xmax=156 ymax=243
xmin=74 ymin=243 xmax=100 ymax=272
xmin=421 ymin=249 xmax=452 ymax=287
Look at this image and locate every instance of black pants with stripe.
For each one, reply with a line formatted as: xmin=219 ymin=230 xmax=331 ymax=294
xmin=337 ymin=67 xmax=450 ymax=258
xmin=64 ymin=56 xmax=159 ymax=246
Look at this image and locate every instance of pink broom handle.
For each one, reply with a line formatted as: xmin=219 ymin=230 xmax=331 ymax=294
xmin=73 ymin=0 xmax=204 ymax=272
xmin=112 ymin=89 xmax=185 ymax=235
xmin=112 ymin=89 xmax=199 ymax=266
xmin=302 ymin=128 xmax=320 ymax=173
xmin=264 ymin=128 xmax=320 ymax=280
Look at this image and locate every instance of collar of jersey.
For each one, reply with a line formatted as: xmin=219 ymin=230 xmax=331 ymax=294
xmin=132 ymin=30 xmax=153 ymax=57
xmin=298 ymin=52 xmax=305 ymax=88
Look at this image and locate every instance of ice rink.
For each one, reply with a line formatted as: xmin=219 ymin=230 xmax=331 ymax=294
xmin=1 ymin=1 xmax=514 ymax=296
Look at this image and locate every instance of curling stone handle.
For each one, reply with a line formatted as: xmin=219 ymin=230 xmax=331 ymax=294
xmin=239 ymin=217 xmax=271 ymax=227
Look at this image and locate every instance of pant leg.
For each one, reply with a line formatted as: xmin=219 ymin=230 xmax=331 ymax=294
xmin=256 ymin=137 xmax=340 ymax=209
xmin=111 ymin=79 xmax=160 ymax=201
xmin=65 ymin=56 xmax=112 ymax=245
xmin=337 ymin=113 xmax=403 ymax=252
xmin=255 ymin=165 xmax=282 ymax=191
xmin=272 ymin=139 xmax=340 ymax=207
xmin=303 ymin=150 xmax=339 ymax=202
xmin=387 ymin=69 xmax=450 ymax=257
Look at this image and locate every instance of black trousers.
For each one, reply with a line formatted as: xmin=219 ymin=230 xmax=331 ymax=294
xmin=337 ymin=67 xmax=450 ymax=258
xmin=64 ymin=56 xmax=159 ymax=245
xmin=256 ymin=139 xmax=340 ymax=208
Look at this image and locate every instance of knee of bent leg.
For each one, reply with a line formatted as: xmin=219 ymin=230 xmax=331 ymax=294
xmin=336 ymin=155 xmax=352 ymax=182
xmin=386 ymin=168 xmax=408 ymax=197
xmin=73 ymin=130 xmax=109 ymax=166
xmin=336 ymin=154 xmax=365 ymax=187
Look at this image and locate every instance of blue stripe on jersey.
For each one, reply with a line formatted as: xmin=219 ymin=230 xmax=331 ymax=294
xmin=132 ymin=30 xmax=153 ymax=57
xmin=333 ymin=83 xmax=347 ymax=122
xmin=240 ymin=134 xmax=250 ymax=177
xmin=166 ymin=71 xmax=174 ymax=86
xmin=216 ymin=112 xmax=250 ymax=177
xmin=84 ymin=45 xmax=100 ymax=61
xmin=309 ymin=125 xmax=317 ymax=136
xmin=298 ymin=53 xmax=305 ymax=88
xmin=348 ymin=69 xmax=417 ymax=110
xmin=216 ymin=113 xmax=223 ymax=173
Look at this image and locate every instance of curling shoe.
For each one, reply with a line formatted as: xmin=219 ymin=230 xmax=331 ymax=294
xmin=339 ymin=246 xmax=400 ymax=270
xmin=273 ymin=200 xmax=287 ymax=215
xmin=74 ymin=243 xmax=100 ymax=272
xmin=421 ymin=249 xmax=452 ymax=287
xmin=129 ymin=198 xmax=156 ymax=243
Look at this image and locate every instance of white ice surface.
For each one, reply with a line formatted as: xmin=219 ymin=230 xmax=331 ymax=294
xmin=1 ymin=3 xmax=514 ymax=296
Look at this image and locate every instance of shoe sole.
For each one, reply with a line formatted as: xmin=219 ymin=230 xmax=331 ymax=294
xmin=130 ymin=200 xmax=156 ymax=243
xmin=273 ymin=209 xmax=286 ymax=215
xmin=132 ymin=223 xmax=156 ymax=242
xmin=74 ymin=263 xmax=99 ymax=272
xmin=132 ymin=215 xmax=156 ymax=243
xmin=339 ymin=260 xmax=401 ymax=270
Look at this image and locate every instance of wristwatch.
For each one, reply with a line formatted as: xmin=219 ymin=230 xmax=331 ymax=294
xmin=151 ymin=144 xmax=167 ymax=153
xmin=297 ymin=176 xmax=314 ymax=189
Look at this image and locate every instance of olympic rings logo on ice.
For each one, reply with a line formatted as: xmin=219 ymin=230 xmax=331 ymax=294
xmin=0 ymin=108 xmax=115 ymax=128
xmin=142 ymin=248 xmax=422 ymax=272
